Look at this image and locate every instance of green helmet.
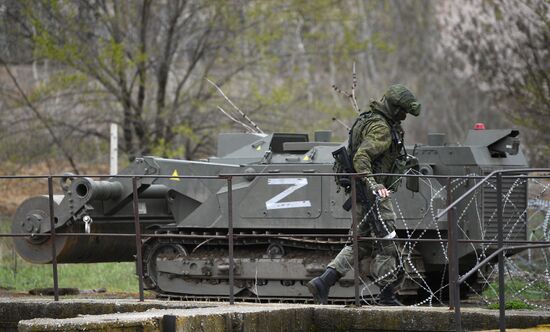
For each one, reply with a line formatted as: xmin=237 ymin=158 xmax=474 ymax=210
xmin=383 ymin=84 xmax=421 ymax=116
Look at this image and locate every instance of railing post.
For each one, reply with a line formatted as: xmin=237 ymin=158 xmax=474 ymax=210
xmin=227 ymin=176 xmax=235 ymax=305
xmin=351 ymin=175 xmax=360 ymax=306
xmin=132 ymin=176 xmax=145 ymax=302
xmin=47 ymin=176 xmax=59 ymax=302
xmin=497 ymin=172 xmax=506 ymax=332
xmin=452 ymin=211 xmax=462 ymax=330
xmin=447 ymin=177 xmax=454 ymax=308
xmin=447 ymin=177 xmax=462 ymax=330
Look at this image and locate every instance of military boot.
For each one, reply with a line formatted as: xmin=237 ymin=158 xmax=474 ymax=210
xmin=378 ymin=285 xmax=403 ymax=306
xmin=307 ymin=267 xmax=340 ymax=304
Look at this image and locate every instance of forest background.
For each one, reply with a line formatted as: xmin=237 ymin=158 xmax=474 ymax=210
xmin=0 ymin=0 xmax=548 ymax=176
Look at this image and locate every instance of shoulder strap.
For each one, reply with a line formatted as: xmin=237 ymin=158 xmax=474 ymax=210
xmin=390 ymin=124 xmax=407 ymax=156
xmin=347 ymin=111 xmax=373 ymax=156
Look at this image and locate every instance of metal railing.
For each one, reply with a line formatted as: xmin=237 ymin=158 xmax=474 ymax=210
xmin=1 ymin=169 xmax=549 ymax=332
xmin=434 ymin=169 xmax=550 ymax=332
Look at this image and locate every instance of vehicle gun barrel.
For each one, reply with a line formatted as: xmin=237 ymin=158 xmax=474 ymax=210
xmin=70 ymin=177 xmax=123 ymax=201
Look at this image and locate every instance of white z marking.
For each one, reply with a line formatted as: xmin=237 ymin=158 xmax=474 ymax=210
xmin=265 ymin=178 xmax=312 ymax=210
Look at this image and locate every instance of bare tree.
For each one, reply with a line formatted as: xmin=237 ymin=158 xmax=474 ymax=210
xmin=2 ymin=0 xmax=257 ymax=161
xmin=2 ymin=0 xmax=536 ymax=169
xmin=438 ymin=0 xmax=550 ymax=165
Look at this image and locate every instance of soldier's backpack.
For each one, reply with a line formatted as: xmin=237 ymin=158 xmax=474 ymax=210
xmin=332 ymin=111 xmax=374 ymax=193
xmin=333 ymin=111 xmax=417 ymax=193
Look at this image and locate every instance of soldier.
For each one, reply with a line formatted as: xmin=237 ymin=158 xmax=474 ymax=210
xmin=307 ymin=84 xmax=421 ymax=305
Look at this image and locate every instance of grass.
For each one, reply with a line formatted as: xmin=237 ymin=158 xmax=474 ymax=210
xmin=0 ymin=163 xmax=143 ymax=295
xmin=483 ymin=278 xmax=550 ymax=302
xmin=0 ymin=259 xmax=139 ymax=293
xmin=481 ymin=278 xmax=549 ymax=310
xmin=0 ymin=216 xmax=139 ymax=293
xmin=487 ymin=299 xmax=533 ymax=310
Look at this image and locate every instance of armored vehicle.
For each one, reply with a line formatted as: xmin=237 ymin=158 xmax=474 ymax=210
xmin=12 ymin=127 xmax=528 ymax=303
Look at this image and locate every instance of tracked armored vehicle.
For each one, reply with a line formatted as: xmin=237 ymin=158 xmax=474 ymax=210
xmin=12 ymin=128 xmax=528 ymax=303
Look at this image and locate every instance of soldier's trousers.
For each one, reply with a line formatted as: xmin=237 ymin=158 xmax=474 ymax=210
xmin=327 ymin=196 xmax=403 ymax=287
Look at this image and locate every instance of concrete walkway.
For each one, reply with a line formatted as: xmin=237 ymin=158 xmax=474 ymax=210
xmin=2 ymin=298 xmax=550 ymax=331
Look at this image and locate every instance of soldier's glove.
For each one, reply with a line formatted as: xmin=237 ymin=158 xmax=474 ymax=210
xmin=370 ymin=183 xmax=391 ymax=198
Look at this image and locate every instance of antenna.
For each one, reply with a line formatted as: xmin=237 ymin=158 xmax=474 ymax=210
xmin=332 ymin=61 xmax=361 ymax=114
xmin=217 ymin=106 xmax=255 ymax=133
xmin=332 ymin=117 xmax=351 ymax=131
xmin=206 ymin=78 xmax=264 ymax=134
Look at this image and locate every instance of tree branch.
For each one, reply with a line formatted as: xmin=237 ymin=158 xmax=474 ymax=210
xmin=0 ymin=56 xmax=80 ymax=174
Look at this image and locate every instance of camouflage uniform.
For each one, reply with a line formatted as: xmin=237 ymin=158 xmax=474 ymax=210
xmin=307 ymin=84 xmax=420 ymax=305
xmin=328 ymin=85 xmax=421 ymax=287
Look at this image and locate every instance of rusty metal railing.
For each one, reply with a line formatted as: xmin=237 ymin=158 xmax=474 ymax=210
xmin=1 ymin=169 xmax=549 ymax=332
xmin=434 ymin=168 xmax=550 ymax=332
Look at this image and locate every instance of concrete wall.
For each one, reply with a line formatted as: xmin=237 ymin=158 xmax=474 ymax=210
xmin=2 ymin=299 xmax=550 ymax=331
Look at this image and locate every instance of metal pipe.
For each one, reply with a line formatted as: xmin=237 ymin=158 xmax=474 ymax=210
xmin=446 ymin=176 xmax=462 ymax=331
xmin=220 ymin=172 xmax=488 ymax=179
xmin=48 ymin=177 xmax=59 ymax=302
xmin=132 ymin=177 xmax=145 ymax=302
xmin=447 ymin=177 xmax=454 ymax=308
xmin=5 ymin=232 xmax=550 ymax=245
xmin=458 ymin=244 xmax=550 ymax=284
xmin=351 ymin=176 xmax=360 ymax=306
xmin=452 ymin=211 xmax=462 ymax=329
xmin=71 ymin=177 xmax=123 ymax=200
xmin=218 ymin=171 xmax=549 ymax=180
xmin=5 ymin=231 xmax=550 ymax=246
xmin=227 ymin=176 xmax=235 ymax=305
xmin=497 ymin=173 xmax=505 ymax=332
xmin=0 ymin=169 xmax=548 ymax=181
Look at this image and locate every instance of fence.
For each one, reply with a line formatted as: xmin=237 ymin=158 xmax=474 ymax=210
xmin=1 ymin=169 xmax=549 ymax=331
